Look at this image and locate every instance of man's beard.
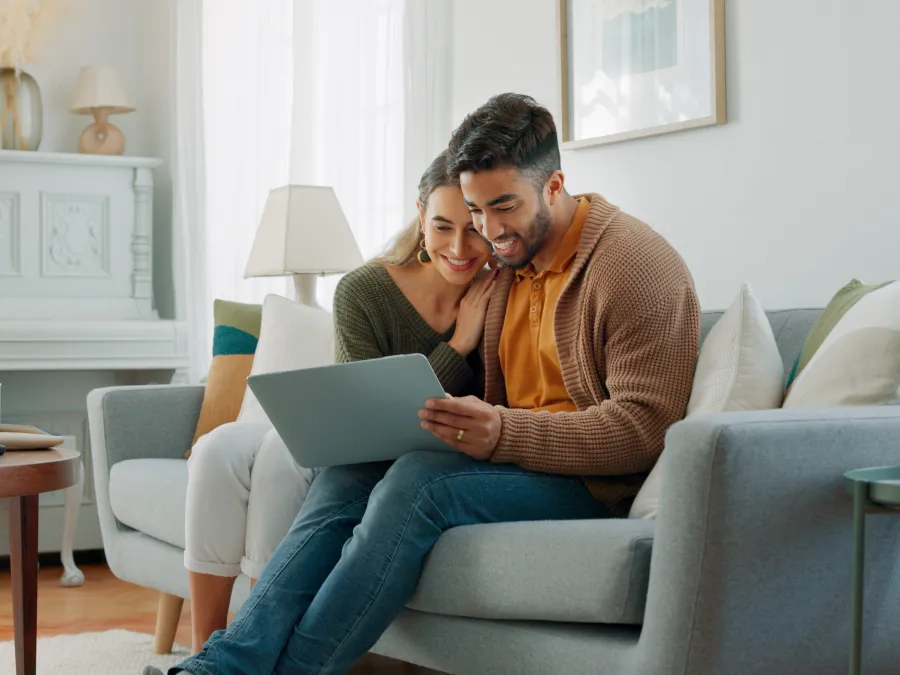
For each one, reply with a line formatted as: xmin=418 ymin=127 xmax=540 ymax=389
xmin=493 ymin=202 xmax=552 ymax=270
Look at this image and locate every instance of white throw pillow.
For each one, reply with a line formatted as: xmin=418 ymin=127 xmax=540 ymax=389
xmin=784 ymin=281 xmax=900 ymax=408
xmin=629 ymin=283 xmax=784 ymax=519
xmin=237 ymin=294 xmax=336 ymax=425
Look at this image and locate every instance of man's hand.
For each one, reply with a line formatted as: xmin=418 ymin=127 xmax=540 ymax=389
xmin=419 ymin=395 xmax=501 ymax=460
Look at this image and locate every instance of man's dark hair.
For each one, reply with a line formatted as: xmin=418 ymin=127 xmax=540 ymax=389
xmin=448 ymin=93 xmax=561 ymax=189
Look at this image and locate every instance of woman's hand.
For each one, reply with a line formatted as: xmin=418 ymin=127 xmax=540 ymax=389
xmin=448 ymin=269 xmax=497 ymax=357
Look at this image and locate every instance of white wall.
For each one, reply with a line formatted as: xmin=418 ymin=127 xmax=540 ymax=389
xmin=451 ymin=0 xmax=900 ymax=310
xmin=24 ymin=0 xmax=177 ymax=319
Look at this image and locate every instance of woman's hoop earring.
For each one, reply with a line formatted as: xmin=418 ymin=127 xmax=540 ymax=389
xmin=417 ymin=237 xmax=431 ymax=265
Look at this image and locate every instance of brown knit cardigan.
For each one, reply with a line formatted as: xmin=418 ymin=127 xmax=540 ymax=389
xmin=483 ymin=194 xmax=700 ymax=515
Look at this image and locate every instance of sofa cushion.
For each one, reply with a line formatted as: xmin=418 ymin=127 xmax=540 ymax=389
xmin=109 ymin=459 xmax=188 ymax=549
xmin=687 ymin=283 xmax=784 ymax=417
xmin=407 ymin=518 xmax=654 ymax=625
xmin=237 ymin=294 xmax=335 ymax=425
xmin=784 ymin=279 xmax=900 ymax=408
xmin=787 ymin=279 xmax=892 ymax=389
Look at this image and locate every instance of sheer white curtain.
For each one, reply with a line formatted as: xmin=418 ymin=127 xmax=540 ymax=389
xmin=177 ymin=0 xmax=452 ymax=376
xmin=291 ymin=0 xmax=409 ymax=306
xmin=202 ymin=0 xmax=295 ymax=307
xmin=403 ymin=0 xmax=453 ymax=215
xmin=173 ymin=1 xmax=209 ymax=383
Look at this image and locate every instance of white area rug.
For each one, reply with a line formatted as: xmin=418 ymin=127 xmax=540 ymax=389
xmin=0 ymin=630 xmax=190 ymax=674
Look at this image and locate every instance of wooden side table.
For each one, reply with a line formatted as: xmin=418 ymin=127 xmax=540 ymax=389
xmin=843 ymin=466 xmax=900 ymax=675
xmin=0 ymin=448 xmax=80 ymax=675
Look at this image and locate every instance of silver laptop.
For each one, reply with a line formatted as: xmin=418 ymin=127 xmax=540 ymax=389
xmin=246 ymin=353 xmax=455 ymax=467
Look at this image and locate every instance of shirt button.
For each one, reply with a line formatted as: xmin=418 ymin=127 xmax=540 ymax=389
xmin=533 ymin=281 xmax=541 ymax=290
xmin=530 ymin=305 xmax=537 ymax=312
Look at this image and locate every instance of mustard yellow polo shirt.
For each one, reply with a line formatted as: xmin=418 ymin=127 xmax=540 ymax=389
xmin=499 ymin=197 xmax=589 ymax=412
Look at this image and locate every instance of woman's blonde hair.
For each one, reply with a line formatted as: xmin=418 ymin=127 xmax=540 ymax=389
xmin=377 ymin=150 xmax=455 ymax=267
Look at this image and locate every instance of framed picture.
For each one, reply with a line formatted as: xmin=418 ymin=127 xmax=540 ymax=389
xmin=559 ymin=0 xmax=726 ymax=149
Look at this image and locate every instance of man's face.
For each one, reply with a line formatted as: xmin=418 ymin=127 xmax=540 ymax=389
xmin=459 ymin=166 xmax=551 ymax=270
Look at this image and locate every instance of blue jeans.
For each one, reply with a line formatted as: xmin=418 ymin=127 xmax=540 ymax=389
xmin=173 ymin=450 xmax=610 ymax=675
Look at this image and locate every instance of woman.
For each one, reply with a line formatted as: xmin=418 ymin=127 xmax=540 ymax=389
xmin=170 ymin=150 xmax=494 ymax=661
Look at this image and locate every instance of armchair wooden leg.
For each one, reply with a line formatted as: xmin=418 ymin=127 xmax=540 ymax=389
xmin=154 ymin=592 xmax=184 ymax=654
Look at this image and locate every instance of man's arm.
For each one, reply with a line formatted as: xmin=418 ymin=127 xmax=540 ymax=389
xmin=490 ymin=281 xmax=699 ymax=476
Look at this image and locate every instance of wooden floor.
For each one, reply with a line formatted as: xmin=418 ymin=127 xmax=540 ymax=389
xmin=0 ymin=563 xmax=441 ymax=674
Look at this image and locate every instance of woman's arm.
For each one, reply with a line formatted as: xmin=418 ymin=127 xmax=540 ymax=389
xmin=427 ymin=342 xmax=475 ymax=396
xmin=333 ymin=278 xmax=389 ymax=363
xmin=333 ymin=275 xmax=475 ymax=394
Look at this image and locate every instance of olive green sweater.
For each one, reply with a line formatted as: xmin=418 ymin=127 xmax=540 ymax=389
xmin=332 ymin=262 xmax=481 ymax=397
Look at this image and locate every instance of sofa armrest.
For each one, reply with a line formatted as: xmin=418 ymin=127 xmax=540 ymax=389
xmin=87 ymin=384 xmax=204 ymax=563
xmin=87 ymin=384 xmax=204 ymax=467
xmin=639 ymin=406 xmax=900 ymax=675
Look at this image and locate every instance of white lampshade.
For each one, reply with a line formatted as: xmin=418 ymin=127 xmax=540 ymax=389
xmin=69 ymin=66 xmax=135 ymax=115
xmin=244 ymin=185 xmax=364 ymax=278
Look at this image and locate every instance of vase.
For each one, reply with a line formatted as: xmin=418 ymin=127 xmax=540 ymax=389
xmin=0 ymin=68 xmax=43 ymax=151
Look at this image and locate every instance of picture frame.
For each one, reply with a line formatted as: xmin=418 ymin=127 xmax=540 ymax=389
xmin=558 ymin=0 xmax=726 ymax=149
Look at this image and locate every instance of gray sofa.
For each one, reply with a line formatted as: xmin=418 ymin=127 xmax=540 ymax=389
xmin=86 ymin=309 xmax=900 ymax=674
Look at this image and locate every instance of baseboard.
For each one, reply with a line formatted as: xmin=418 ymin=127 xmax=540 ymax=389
xmin=0 ymin=548 xmax=107 ymax=572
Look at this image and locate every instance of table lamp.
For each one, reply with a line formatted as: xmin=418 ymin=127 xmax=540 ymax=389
xmin=244 ymin=185 xmax=364 ymax=309
xmin=69 ymin=66 xmax=134 ymax=155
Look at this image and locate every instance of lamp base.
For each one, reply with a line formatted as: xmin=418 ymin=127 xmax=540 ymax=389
xmin=78 ymin=108 xmax=125 ymax=155
xmin=293 ymin=274 xmax=324 ymax=310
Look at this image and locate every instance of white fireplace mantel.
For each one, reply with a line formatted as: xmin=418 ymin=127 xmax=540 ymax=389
xmin=0 ymin=151 xmax=189 ymax=568
xmin=0 ymin=149 xmax=189 ymax=372
xmin=0 ymin=149 xmax=162 ymax=169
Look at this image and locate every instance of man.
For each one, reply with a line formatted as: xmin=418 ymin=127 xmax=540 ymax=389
xmin=429 ymin=93 xmax=701 ymax=511
xmin=147 ymin=93 xmax=698 ymax=675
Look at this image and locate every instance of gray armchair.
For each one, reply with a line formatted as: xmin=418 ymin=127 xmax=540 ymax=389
xmin=86 ymin=384 xmax=254 ymax=652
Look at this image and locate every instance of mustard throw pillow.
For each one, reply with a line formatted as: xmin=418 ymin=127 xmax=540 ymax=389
xmin=186 ymin=299 xmax=263 ymax=458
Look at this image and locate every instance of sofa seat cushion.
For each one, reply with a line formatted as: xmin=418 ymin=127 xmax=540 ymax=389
xmin=109 ymin=459 xmax=188 ymax=549
xmin=407 ymin=518 xmax=654 ymax=625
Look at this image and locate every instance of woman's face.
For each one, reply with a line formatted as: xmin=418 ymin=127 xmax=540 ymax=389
xmin=418 ymin=185 xmax=492 ymax=286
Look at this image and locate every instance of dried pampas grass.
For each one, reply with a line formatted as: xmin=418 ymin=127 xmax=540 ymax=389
xmin=0 ymin=0 xmax=73 ymax=71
